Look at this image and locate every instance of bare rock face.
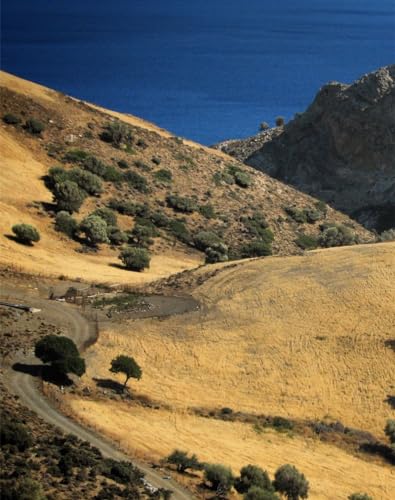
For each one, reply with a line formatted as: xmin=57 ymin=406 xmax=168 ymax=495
xmin=219 ymin=65 xmax=395 ymax=231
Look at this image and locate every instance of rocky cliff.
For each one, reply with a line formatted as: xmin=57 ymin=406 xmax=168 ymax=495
xmin=215 ymin=65 xmax=395 ymax=231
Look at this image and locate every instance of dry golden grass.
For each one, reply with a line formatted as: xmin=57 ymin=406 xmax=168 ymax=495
xmin=68 ymin=399 xmax=395 ymax=500
xmin=0 ymin=127 xmax=201 ymax=283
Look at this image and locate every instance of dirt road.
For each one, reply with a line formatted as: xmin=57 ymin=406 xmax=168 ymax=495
xmin=2 ymin=287 xmax=194 ymax=499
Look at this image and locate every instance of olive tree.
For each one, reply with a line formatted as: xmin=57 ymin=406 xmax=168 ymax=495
xmin=12 ymin=224 xmax=40 ymax=245
xmin=35 ymin=335 xmax=85 ymax=377
xmin=119 ymin=247 xmax=150 ymax=271
xmin=166 ymin=450 xmax=203 ymax=473
xmin=273 ymin=464 xmax=309 ymax=500
xmin=79 ymin=215 xmax=109 ymax=246
xmin=110 ymin=355 xmax=142 ymax=389
xmin=204 ymin=463 xmax=234 ymax=493
xmin=235 ymin=465 xmax=273 ymax=494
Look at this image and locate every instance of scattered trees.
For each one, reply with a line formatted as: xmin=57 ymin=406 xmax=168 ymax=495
xmin=11 ymin=224 xmax=40 ymax=245
xmin=110 ymin=355 xmax=142 ymax=389
xmin=119 ymin=247 xmax=151 ymax=271
xmin=166 ymin=450 xmax=203 ymax=473
xmin=235 ymin=465 xmax=273 ymax=494
xmin=34 ymin=335 xmax=86 ymax=377
xmin=273 ymin=464 xmax=309 ymax=500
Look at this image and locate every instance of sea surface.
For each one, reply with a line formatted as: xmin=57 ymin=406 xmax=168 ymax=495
xmin=2 ymin=0 xmax=394 ymax=144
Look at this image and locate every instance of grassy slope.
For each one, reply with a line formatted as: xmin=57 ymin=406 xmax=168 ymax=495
xmin=0 ymin=71 xmax=373 ymax=285
xmin=67 ymin=242 xmax=394 ymax=498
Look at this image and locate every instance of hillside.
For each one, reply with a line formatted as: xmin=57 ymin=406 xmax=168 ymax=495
xmin=0 ymin=71 xmax=374 ymax=284
xmin=63 ymin=242 xmax=395 ymax=499
xmin=215 ymin=65 xmax=395 ymax=232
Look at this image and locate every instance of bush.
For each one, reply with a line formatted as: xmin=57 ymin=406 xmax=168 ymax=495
xmin=25 ymin=118 xmax=45 ymax=135
xmin=92 ymin=207 xmax=117 ymax=227
xmin=152 ymin=156 xmax=161 ymax=165
xmin=385 ymin=419 xmax=395 ymax=444
xmin=154 ymin=169 xmax=173 ymax=183
xmin=107 ymin=226 xmax=128 ymax=246
xmin=12 ymin=224 xmax=40 ymax=245
xmin=81 ymin=155 xmax=107 ymax=177
xmin=151 ymin=211 xmax=170 ymax=228
xmin=55 ymin=211 xmax=78 ymax=238
xmin=379 ymin=228 xmax=395 ymax=241
xmin=275 ymin=116 xmax=285 ymax=127
xmin=134 ymin=160 xmax=151 ymax=172
xmin=234 ymin=170 xmax=253 ymax=188
xmin=199 ymin=204 xmax=216 ymax=219
xmin=194 ymin=231 xmax=223 ymax=251
xmin=123 ymin=170 xmax=149 ymax=193
xmin=0 ymin=419 xmax=32 ymax=451
xmin=166 ymin=194 xmax=197 ymax=213
xmin=348 ymin=494 xmax=373 ymax=500
xmin=35 ymin=335 xmax=85 ymax=377
xmin=259 ymin=122 xmax=270 ymax=131
xmin=2 ymin=477 xmax=46 ymax=500
xmin=286 ymin=206 xmax=324 ymax=224
xmin=102 ymin=165 xmax=124 ymax=183
xmin=100 ymin=121 xmax=133 ymax=147
xmin=285 ymin=207 xmax=307 ymax=224
xmin=244 ymin=487 xmax=280 ymax=500
xmin=242 ymin=212 xmax=269 ymax=238
xmin=205 ymin=243 xmax=229 ymax=263
xmin=166 ymin=450 xmax=203 ymax=473
xmin=204 ymin=464 xmax=234 ymax=492
xmin=319 ymin=224 xmax=356 ymax=247
xmin=241 ymin=237 xmax=273 ymax=258
xmin=3 ymin=113 xmax=21 ymax=125
xmin=100 ymin=459 xmax=143 ymax=485
xmin=235 ymin=465 xmax=273 ymax=494
xmin=117 ymin=159 xmax=129 ymax=169
xmin=108 ymin=198 xmax=150 ymax=217
xmin=119 ymin=247 xmax=150 ymax=271
xmin=167 ymin=219 xmax=191 ymax=244
xmin=295 ymin=234 xmax=318 ymax=250
xmin=47 ymin=166 xmax=69 ymax=189
xmin=129 ymin=224 xmax=156 ymax=248
xmin=53 ymin=180 xmax=87 ymax=213
xmin=68 ymin=167 xmax=103 ymax=196
xmin=63 ymin=149 xmax=91 ymax=163
xmin=273 ymin=464 xmax=309 ymax=500
xmin=80 ymin=215 xmax=109 ymax=246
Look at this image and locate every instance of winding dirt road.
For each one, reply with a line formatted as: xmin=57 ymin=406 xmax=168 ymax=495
xmin=2 ymin=288 xmax=194 ymax=499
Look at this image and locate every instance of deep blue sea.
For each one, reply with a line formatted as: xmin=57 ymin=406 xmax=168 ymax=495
xmin=1 ymin=0 xmax=394 ymax=144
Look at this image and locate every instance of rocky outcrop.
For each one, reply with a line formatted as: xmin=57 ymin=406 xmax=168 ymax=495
xmin=215 ymin=65 xmax=395 ymax=231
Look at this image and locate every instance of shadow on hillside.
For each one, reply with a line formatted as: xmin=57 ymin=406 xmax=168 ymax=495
xmin=384 ymin=339 xmax=395 ymax=351
xmin=93 ymin=377 xmax=125 ymax=394
xmin=108 ymin=263 xmax=127 ymax=270
xmin=13 ymin=362 xmax=73 ymax=386
xmin=360 ymin=441 xmax=395 ymax=465
xmin=4 ymin=234 xmax=34 ymax=246
xmin=385 ymin=395 xmax=395 ymax=409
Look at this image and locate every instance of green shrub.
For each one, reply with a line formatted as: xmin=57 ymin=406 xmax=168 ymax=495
xmin=295 ymin=234 xmax=318 ymax=250
xmin=80 ymin=215 xmax=109 ymax=245
xmin=204 ymin=464 xmax=234 ymax=492
xmin=81 ymin=155 xmax=107 ymax=176
xmin=166 ymin=450 xmax=203 ymax=473
xmin=102 ymin=165 xmax=124 ymax=183
xmin=151 ymin=211 xmax=170 ymax=228
xmin=205 ymin=243 xmax=229 ymax=263
xmin=129 ymin=224 xmax=156 ymax=248
xmin=154 ymin=169 xmax=173 ymax=183
xmin=134 ymin=160 xmax=151 ymax=172
xmin=123 ymin=170 xmax=149 ymax=192
xmin=117 ymin=159 xmax=129 ymax=169
xmin=108 ymin=199 xmax=150 ymax=217
xmin=242 ymin=212 xmax=269 ymax=238
xmin=25 ymin=118 xmax=45 ymax=135
xmin=167 ymin=219 xmax=191 ymax=244
xmin=2 ymin=113 xmax=21 ymax=125
xmin=194 ymin=231 xmax=222 ymax=251
xmin=166 ymin=194 xmax=197 ymax=213
xmin=100 ymin=121 xmax=133 ymax=147
xmin=319 ymin=223 xmax=356 ymax=247
xmin=199 ymin=204 xmax=216 ymax=219
xmin=273 ymin=464 xmax=309 ymax=500
xmin=53 ymin=180 xmax=87 ymax=213
xmin=92 ymin=207 xmax=117 ymax=227
xmin=107 ymin=226 xmax=128 ymax=246
xmin=242 ymin=238 xmax=273 ymax=258
xmin=244 ymin=487 xmax=280 ymax=500
xmin=259 ymin=122 xmax=270 ymax=131
xmin=234 ymin=170 xmax=253 ymax=188
xmin=64 ymin=149 xmax=91 ymax=164
xmin=2 ymin=477 xmax=46 ymax=500
xmin=119 ymin=247 xmax=150 ymax=271
xmin=0 ymin=419 xmax=32 ymax=451
xmin=348 ymin=494 xmax=373 ymax=500
xmin=379 ymin=229 xmax=395 ymax=242
xmin=68 ymin=167 xmax=103 ymax=196
xmin=286 ymin=206 xmax=324 ymax=224
xmin=12 ymin=224 xmax=40 ymax=245
xmin=152 ymin=156 xmax=161 ymax=165
xmin=285 ymin=207 xmax=307 ymax=223
xmin=47 ymin=166 xmax=69 ymax=189
xmin=55 ymin=211 xmax=78 ymax=238
xmin=235 ymin=465 xmax=273 ymax=494
xmin=385 ymin=419 xmax=395 ymax=444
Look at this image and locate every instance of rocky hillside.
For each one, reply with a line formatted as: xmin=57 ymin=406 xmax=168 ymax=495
xmin=215 ymin=65 xmax=395 ymax=232
xmin=0 ymin=72 xmax=374 ymax=283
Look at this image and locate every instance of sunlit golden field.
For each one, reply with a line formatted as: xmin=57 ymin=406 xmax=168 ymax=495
xmin=68 ymin=242 xmax=395 ymax=499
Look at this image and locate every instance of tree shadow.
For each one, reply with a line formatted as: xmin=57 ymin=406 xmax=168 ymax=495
xmin=93 ymin=377 xmax=125 ymax=394
xmin=4 ymin=234 xmax=34 ymax=246
xmin=13 ymin=362 xmax=73 ymax=386
xmin=360 ymin=441 xmax=395 ymax=465
xmin=384 ymin=339 xmax=395 ymax=351
xmin=108 ymin=263 xmax=127 ymax=270
xmin=385 ymin=395 xmax=395 ymax=409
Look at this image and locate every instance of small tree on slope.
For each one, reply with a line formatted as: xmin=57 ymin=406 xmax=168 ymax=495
xmin=110 ymin=355 xmax=142 ymax=390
